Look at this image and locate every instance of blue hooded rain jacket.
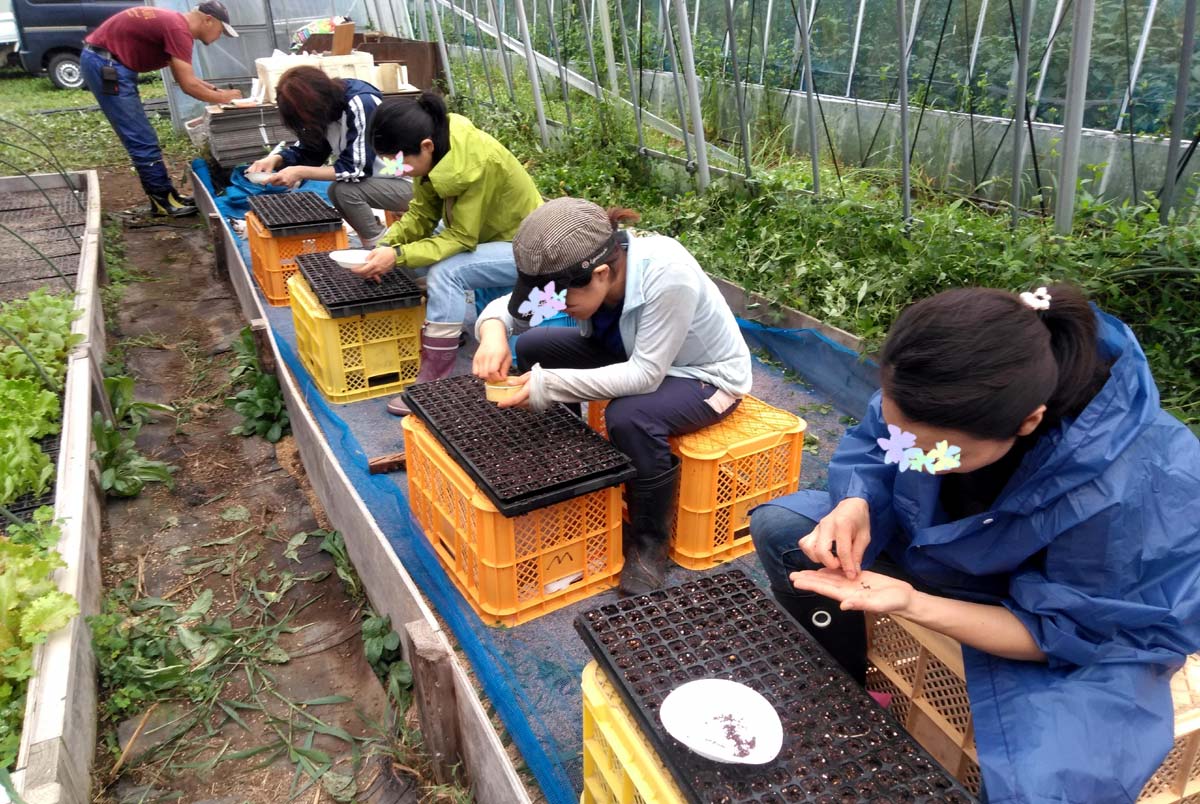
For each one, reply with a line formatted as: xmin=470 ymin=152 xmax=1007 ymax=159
xmin=765 ymin=310 xmax=1200 ymax=803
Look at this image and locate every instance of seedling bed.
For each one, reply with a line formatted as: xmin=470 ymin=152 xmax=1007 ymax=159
xmin=0 ymin=188 xmax=81 ymax=213
xmin=295 ymin=252 xmax=423 ymax=317
xmin=0 ymin=224 xmax=85 ymax=245
xmin=2 ymin=256 xmax=80 ymax=283
xmin=401 ymin=375 xmax=635 ymax=516
xmin=247 ymin=192 xmax=343 ymax=236
xmin=0 ymin=208 xmax=85 ymax=230
xmin=575 ymin=568 xmax=976 ymax=804
xmin=7 ymin=435 xmax=61 ymax=523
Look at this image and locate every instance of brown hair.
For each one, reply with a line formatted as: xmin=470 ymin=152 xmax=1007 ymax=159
xmin=879 ymin=283 xmax=1110 ymax=439
xmin=275 ymin=66 xmax=347 ymax=149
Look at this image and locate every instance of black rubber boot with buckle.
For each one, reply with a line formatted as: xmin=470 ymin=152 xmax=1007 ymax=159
xmin=148 ymin=189 xmax=198 ymax=218
xmin=618 ymin=456 xmax=679 ymax=597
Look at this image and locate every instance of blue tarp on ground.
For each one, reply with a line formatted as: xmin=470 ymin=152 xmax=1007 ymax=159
xmin=193 ymin=161 xmax=872 ymax=803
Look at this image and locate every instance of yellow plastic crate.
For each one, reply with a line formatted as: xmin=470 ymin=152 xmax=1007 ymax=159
xmin=866 ymin=613 xmax=1200 ymax=801
xmin=246 ymin=211 xmax=348 ymax=306
xmin=587 ymin=396 xmax=806 ymax=569
xmin=402 ymin=415 xmax=624 ymax=626
xmin=288 ymin=274 xmax=423 ymax=403
xmin=582 ymin=661 xmax=684 ymax=804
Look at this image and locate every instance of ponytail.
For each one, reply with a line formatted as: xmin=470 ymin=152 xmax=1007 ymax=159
xmin=369 ymin=90 xmax=451 ymax=165
xmin=607 ymin=207 xmax=640 ymax=229
xmin=1037 ymin=283 xmax=1108 ymax=422
xmin=880 ymin=284 xmax=1109 ymax=439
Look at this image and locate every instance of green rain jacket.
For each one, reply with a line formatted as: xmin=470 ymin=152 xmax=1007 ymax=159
xmin=378 ymin=114 xmax=542 ymax=267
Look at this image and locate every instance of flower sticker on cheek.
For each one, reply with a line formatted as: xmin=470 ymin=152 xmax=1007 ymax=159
xmin=517 ymin=281 xmax=567 ymax=326
xmin=379 ymin=155 xmax=414 ymax=178
xmin=879 ymin=427 xmax=962 ymax=475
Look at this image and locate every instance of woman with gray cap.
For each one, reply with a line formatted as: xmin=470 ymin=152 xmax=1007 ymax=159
xmin=473 ymin=197 xmax=753 ymax=595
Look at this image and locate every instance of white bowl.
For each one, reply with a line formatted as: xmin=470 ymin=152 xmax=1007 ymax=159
xmin=245 ymin=171 xmax=273 ymax=185
xmin=659 ymin=678 xmax=783 ymax=764
xmin=329 ymin=249 xmax=373 ymax=270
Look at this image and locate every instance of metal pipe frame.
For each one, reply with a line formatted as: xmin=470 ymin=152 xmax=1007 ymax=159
xmin=845 ymin=0 xmax=867 ymax=96
xmin=659 ymin=0 xmax=695 ymax=161
xmin=575 ymin=0 xmax=606 ymax=98
xmin=897 ymin=0 xmax=912 ymax=223
xmin=795 ymin=0 xmax=820 ymax=193
xmin=723 ymin=0 xmax=754 ymax=175
xmin=513 ymin=0 xmax=552 ymax=147
xmin=485 ymin=0 xmax=519 ymax=98
xmin=671 ymin=0 xmax=711 ymax=186
xmin=1097 ymin=0 xmax=1159 ymax=196
xmin=542 ymin=0 xmax=576 ymax=127
xmin=1161 ymin=0 xmax=1197 ymax=219
xmin=614 ymin=0 xmax=648 ymax=148
xmin=1054 ymin=0 xmax=1095 ymax=234
xmin=760 ymin=0 xmax=775 ymax=83
xmin=968 ymin=0 xmax=990 ymax=78
xmin=1010 ymin=0 xmax=1034 ymax=225
xmin=427 ymin=0 xmax=459 ymax=94
xmin=1029 ymin=0 xmax=1065 ymax=120
xmin=470 ymin=0 xmax=500 ymax=103
xmin=595 ymin=0 xmax=622 ymax=92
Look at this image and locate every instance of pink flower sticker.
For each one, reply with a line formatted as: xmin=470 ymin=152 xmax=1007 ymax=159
xmin=518 ymin=281 xmax=567 ymax=326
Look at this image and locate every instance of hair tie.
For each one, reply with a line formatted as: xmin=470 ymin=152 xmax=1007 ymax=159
xmin=1020 ymin=287 xmax=1052 ymax=311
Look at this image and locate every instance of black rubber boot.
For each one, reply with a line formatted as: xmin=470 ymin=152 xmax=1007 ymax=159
xmin=773 ymin=589 xmax=868 ymax=685
xmin=147 ymin=189 xmax=198 ymax=218
xmin=618 ymin=457 xmax=679 ymax=597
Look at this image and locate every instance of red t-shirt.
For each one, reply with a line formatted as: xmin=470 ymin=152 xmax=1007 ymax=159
xmin=85 ymin=7 xmax=194 ymax=73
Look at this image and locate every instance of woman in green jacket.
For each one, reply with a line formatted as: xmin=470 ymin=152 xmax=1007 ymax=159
xmin=353 ymin=92 xmax=542 ymax=415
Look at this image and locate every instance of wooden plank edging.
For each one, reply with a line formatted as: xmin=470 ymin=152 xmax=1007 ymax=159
xmin=9 ymin=172 xmax=105 ymax=804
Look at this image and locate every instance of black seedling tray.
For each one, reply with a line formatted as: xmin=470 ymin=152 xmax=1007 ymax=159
xmin=295 ymin=252 xmax=423 ymax=318
xmin=248 ymin=192 xmax=343 ymax=236
xmin=402 ymin=375 xmax=636 ymax=517
xmin=575 ymin=568 xmax=977 ymax=804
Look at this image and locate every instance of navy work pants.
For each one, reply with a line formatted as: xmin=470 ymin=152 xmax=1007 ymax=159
xmin=514 ymin=327 xmax=740 ymax=478
xmin=80 ymin=48 xmax=174 ymax=196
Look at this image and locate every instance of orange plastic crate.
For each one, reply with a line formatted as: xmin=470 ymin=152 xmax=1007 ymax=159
xmin=288 ymin=274 xmax=423 ymax=403
xmin=587 ymin=396 xmax=806 ymax=569
xmin=246 ymin=211 xmax=347 ymax=306
xmin=402 ymin=414 xmax=624 ymax=626
xmin=866 ymin=613 xmax=1200 ymax=801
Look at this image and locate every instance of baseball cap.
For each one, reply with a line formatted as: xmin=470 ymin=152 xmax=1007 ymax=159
xmin=198 ymin=0 xmax=239 ymax=37
xmin=508 ymin=197 xmax=619 ymax=321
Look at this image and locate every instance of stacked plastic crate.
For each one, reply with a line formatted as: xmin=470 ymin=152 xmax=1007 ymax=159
xmin=401 ymin=375 xmax=635 ymax=625
xmin=289 ymin=252 xmax=424 ymax=402
xmin=246 ymin=193 xmax=347 ymax=306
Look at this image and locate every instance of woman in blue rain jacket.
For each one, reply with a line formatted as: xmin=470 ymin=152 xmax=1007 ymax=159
xmin=750 ymin=283 xmax=1200 ymax=803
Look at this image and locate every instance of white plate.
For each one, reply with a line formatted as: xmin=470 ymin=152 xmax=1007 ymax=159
xmin=659 ymin=679 xmax=783 ymax=765
xmin=328 ymin=249 xmax=373 ymax=270
xmin=245 ymin=171 xmax=273 ymax=185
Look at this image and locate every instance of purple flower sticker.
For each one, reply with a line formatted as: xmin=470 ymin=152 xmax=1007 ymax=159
xmin=517 ymin=281 xmax=567 ymax=326
xmin=880 ymin=425 xmax=962 ymax=475
xmin=877 ymin=424 xmax=917 ymax=465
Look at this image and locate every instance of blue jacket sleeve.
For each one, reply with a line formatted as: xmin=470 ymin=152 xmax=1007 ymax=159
xmin=332 ymin=95 xmax=377 ymax=181
xmin=276 ymin=137 xmax=332 ymax=169
xmin=826 ymin=391 xmax=899 ymax=561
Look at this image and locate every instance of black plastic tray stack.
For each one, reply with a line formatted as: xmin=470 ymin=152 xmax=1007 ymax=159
xmin=9 ymin=433 xmax=61 ymax=523
xmin=401 ymin=375 xmax=636 ymax=516
xmin=575 ymin=568 xmax=977 ymax=804
xmin=295 ymin=253 xmax=424 ymax=318
xmin=247 ymin=193 xmax=343 ymax=237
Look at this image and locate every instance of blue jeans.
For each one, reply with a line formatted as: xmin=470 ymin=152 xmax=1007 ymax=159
xmin=422 ymin=241 xmax=519 ymax=328
xmin=750 ymin=504 xmax=870 ymax=682
xmin=80 ymin=48 xmax=173 ymax=196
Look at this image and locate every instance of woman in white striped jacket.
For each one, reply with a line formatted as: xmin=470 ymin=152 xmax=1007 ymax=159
xmin=248 ymin=66 xmax=412 ymax=246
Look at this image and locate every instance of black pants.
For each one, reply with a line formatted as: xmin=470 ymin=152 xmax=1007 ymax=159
xmin=514 ymin=327 xmax=739 ymax=478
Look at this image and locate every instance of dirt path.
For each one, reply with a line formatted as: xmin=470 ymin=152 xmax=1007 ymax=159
xmin=90 ymin=176 xmax=433 ymax=804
